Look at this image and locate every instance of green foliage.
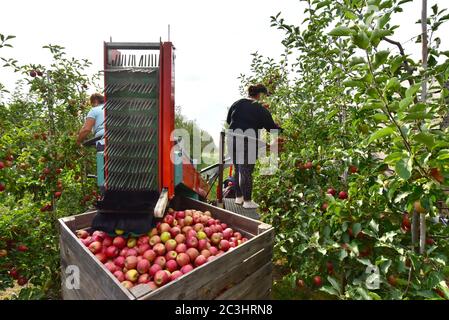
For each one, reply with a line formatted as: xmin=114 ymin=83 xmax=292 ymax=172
xmin=0 ymin=36 xmax=98 ymax=299
xmin=243 ymin=0 xmax=449 ymax=300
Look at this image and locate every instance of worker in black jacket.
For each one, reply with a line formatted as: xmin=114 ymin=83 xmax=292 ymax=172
xmin=226 ymin=84 xmax=282 ymax=209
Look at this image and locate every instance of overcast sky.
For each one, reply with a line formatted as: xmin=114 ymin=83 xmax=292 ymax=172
xmin=1 ymin=0 xmax=448 ymax=144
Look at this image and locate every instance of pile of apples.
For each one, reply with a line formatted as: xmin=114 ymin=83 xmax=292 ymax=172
xmin=76 ymin=209 xmax=248 ymax=290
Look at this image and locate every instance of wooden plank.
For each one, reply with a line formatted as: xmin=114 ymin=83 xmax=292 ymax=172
xmin=188 ymin=246 xmax=273 ymax=299
xmin=60 ymin=211 xmax=96 ymax=231
xmin=59 ymin=220 xmax=135 ymax=300
xmin=174 ymin=196 xmax=261 ymax=235
xmin=140 ymin=228 xmax=274 ymax=300
xmin=214 ymin=262 xmax=273 ymax=300
xmin=130 ymin=284 xmax=154 ymax=298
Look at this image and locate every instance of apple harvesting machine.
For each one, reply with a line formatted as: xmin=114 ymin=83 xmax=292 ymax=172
xmin=86 ymin=41 xmax=223 ymax=235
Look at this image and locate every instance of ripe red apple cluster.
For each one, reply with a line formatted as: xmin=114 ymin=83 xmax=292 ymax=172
xmin=326 ymin=188 xmax=348 ymax=200
xmin=77 ymin=209 xmax=248 ymax=290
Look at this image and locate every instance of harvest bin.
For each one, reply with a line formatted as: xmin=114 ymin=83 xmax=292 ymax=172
xmin=58 ymin=196 xmax=274 ymax=300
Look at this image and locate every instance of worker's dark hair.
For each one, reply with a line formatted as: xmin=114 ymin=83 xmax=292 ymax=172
xmin=248 ymin=84 xmax=268 ymax=98
xmin=90 ymin=93 xmax=105 ymax=105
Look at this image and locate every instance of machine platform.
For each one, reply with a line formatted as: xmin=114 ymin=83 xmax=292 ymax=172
xmin=223 ymin=198 xmax=260 ymax=220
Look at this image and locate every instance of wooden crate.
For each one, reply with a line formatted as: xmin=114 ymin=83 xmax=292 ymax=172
xmin=59 ymin=196 xmax=274 ymax=300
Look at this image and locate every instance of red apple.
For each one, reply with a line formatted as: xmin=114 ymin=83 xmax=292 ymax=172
xmin=194 ymin=255 xmax=207 ymax=267
xmin=219 ymin=240 xmax=230 ymax=252
xmin=211 ymin=233 xmax=222 ymax=245
xmin=113 ymin=236 xmax=126 ymax=249
xmin=313 ymin=276 xmax=323 ymax=287
xmin=114 ymin=256 xmax=125 ymax=268
xmin=338 ymin=191 xmax=348 ymax=200
xmin=95 ymin=252 xmax=108 ymax=263
xmin=186 ymin=248 xmax=200 ymax=262
xmin=166 ymin=259 xmax=178 ymax=272
xmin=113 ymin=270 xmax=125 ymax=282
xmin=327 ymin=188 xmax=336 ymax=196
xmin=233 ymin=232 xmax=242 ymax=241
xmin=88 ymin=241 xmax=102 ymax=254
xmin=17 ymin=276 xmax=28 ymax=286
xmin=175 ymin=211 xmax=185 ymax=219
xmin=176 ymin=243 xmax=187 ymax=253
xmin=170 ymin=270 xmax=183 ymax=281
xmin=102 ymin=235 xmax=113 ymax=247
xmin=187 ymin=229 xmax=197 ymax=239
xmin=143 ymin=249 xmax=156 ymax=262
xmin=121 ymin=280 xmax=134 ymax=289
xmin=197 ymin=239 xmax=208 ymax=251
xmin=200 ymin=249 xmax=211 ymax=259
xmin=137 ymin=235 xmax=149 ymax=246
xmin=165 ymin=250 xmax=178 ymax=261
xmin=105 ymin=246 xmax=119 ymax=258
xmin=177 ymin=218 xmax=185 ymax=227
xmin=215 ymin=225 xmax=223 ymax=233
xmin=169 ymin=227 xmax=181 ymax=238
xmin=154 ymin=256 xmax=166 ymax=268
xmin=180 ymin=264 xmax=194 ymax=274
xmin=185 ymin=210 xmax=193 ymax=217
xmin=158 ymin=223 xmax=171 ymax=233
xmin=182 ymin=226 xmax=193 ymax=234
xmin=149 ymin=264 xmax=162 ymax=277
xmin=203 ymin=227 xmax=213 ymax=238
xmin=137 ymin=244 xmax=150 ymax=255
xmin=138 ymin=273 xmax=150 ymax=284
xmin=194 ymin=223 xmax=204 ymax=232
xmin=165 ymin=239 xmax=177 ymax=251
xmin=81 ymin=237 xmax=93 ymax=247
xmin=223 ymin=228 xmax=233 ymax=239
xmin=200 ymin=215 xmax=209 ymax=224
xmin=105 ymin=261 xmax=118 ymax=273
xmin=137 ymin=259 xmax=150 ymax=274
xmin=153 ymin=243 xmax=166 ymax=256
xmin=154 ymin=270 xmax=169 ymax=286
xmin=175 ymin=234 xmax=186 ymax=244
xmin=186 ymin=236 xmax=198 ymax=249
xmin=176 ymin=253 xmax=190 ymax=267
xmin=76 ymin=230 xmax=89 ymax=239
xmin=119 ymin=247 xmax=129 ymax=257
xmin=209 ymin=246 xmax=218 ymax=255
xmin=207 ymin=219 xmax=215 ymax=227
xmin=125 ymin=256 xmax=138 ymax=269
xmin=149 ymin=235 xmax=161 ymax=246
xmin=148 ymin=281 xmax=158 ymax=290
xmin=221 ymin=223 xmax=228 ymax=230
xmin=92 ymin=231 xmax=106 ymax=240
xmin=207 ymin=256 xmax=217 ymax=262
xmin=126 ymin=248 xmax=138 ymax=257
xmin=163 ymin=214 xmax=175 ymax=226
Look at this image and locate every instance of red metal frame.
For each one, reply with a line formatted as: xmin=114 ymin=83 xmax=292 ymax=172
xmin=159 ymin=42 xmax=175 ymax=198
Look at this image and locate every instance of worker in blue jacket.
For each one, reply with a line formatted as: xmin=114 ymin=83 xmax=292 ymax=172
xmin=226 ymin=84 xmax=282 ymax=209
xmin=77 ymin=93 xmax=105 ymax=151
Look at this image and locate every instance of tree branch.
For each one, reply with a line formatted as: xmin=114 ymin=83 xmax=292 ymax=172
xmin=383 ymin=37 xmax=416 ymax=77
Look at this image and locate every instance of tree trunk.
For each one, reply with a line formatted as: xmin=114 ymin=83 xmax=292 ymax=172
xmin=412 ymin=210 xmax=419 ymax=253
xmin=419 ymin=0 xmax=428 ymax=255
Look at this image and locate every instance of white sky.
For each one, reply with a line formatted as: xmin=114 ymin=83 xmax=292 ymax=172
xmin=1 ymin=0 xmax=448 ymax=144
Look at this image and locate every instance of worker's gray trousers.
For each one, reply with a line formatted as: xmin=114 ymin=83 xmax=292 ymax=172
xmin=233 ymin=163 xmax=255 ymax=201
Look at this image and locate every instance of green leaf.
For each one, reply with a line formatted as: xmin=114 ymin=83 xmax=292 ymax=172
xmin=395 ymin=158 xmax=412 ymax=180
xmin=385 ymin=77 xmax=400 ymax=91
xmin=399 ymin=97 xmax=413 ymax=110
xmin=384 ymin=151 xmax=407 ymax=164
xmin=437 ymin=149 xmax=449 ymax=160
xmin=371 ymin=29 xmax=393 ymax=46
xmin=339 ymin=249 xmax=348 ymax=261
xmin=353 ymin=31 xmax=370 ymax=49
xmin=329 ymin=26 xmax=354 ymax=37
xmin=343 ymin=80 xmax=364 ymax=88
xmin=352 ymin=223 xmax=362 ymax=237
xmin=390 ymin=56 xmax=403 ymax=73
xmin=369 ymin=219 xmax=379 ymax=233
xmin=413 ymin=132 xmax=435 ymax=149
xmin=378 ymin=13 xmax=391 ymax=29
xmin=368 ymin=127 xmax=395 ymax=144
xmin=403 ymin=112 xmax=433 ymax=120
xmin=327 ymin=276 xmax=341 ymax=294
xmin=373 ymin=50 xmax=390 ymax=69
xmin=405 ymin=83 xmax=421 ymax=98
xmin=373 ymin=113 xmax=389 ymax=122
xmin=320 ymin=286 xmax=340 ymax=297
